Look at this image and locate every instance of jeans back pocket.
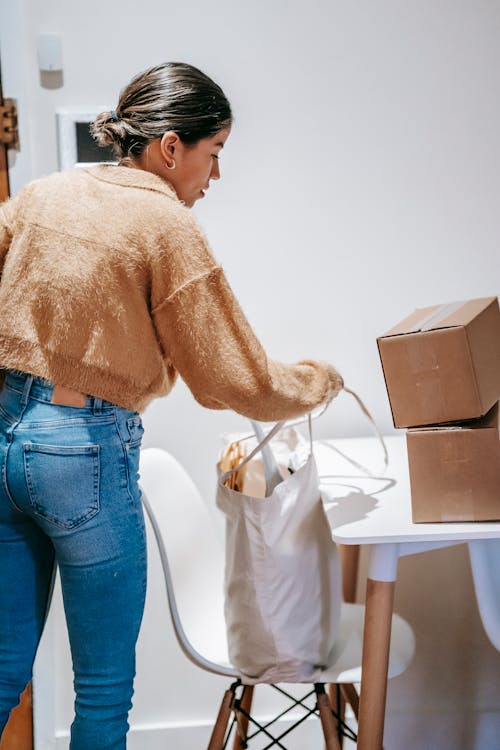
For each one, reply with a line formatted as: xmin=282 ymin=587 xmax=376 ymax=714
xmin=23 ymin=443 xmax=100 ymax=529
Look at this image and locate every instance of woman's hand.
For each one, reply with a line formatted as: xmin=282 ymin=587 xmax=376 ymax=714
xmin=321 ymin=362 xmax=344 ymax=403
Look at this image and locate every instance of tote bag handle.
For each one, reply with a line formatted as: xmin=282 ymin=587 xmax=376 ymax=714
xmin=220 ymin=415 xmax=315 ymax=489
xmin=221 ymin=385 xmax=388 ymax=488
xmin=316 ymin=387 xmax=389 ymax=478
xmin=281 ymin=386 xmax=388 ymax=477
xmin=250 ymin=414 xmax=314 ymax=495
xmin=220 ymin=418 xmax=286 ymax=489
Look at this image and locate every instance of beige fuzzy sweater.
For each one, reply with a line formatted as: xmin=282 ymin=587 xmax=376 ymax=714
xmin=0 ymin=165 xmax=342 ymax=416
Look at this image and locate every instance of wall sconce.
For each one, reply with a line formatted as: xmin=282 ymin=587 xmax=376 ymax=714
xmin=37 ymin=33 xmax=63 ymax=72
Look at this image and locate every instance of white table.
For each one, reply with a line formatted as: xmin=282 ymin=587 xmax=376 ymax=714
xmin=314 ymin=434 xmax=500 ymax=750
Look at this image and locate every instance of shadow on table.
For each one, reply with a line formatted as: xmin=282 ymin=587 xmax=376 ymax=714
xmin=320 ymin=474 xmax=397 ymax=529
xmin=315 ymin=439 xmax=397 ymax=528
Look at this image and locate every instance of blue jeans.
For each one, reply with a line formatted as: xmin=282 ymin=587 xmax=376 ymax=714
xmin=0 ymin=370 xmax=147 ymax=749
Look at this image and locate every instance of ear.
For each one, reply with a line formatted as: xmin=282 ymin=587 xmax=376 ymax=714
xmin=160 ymin=131 xmax=181 ymax=160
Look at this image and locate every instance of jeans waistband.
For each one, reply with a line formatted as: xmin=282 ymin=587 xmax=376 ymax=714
xmin=2 ymin=369 xmax=115 ymax=410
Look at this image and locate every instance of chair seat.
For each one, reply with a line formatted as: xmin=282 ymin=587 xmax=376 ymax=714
xmin=321 ymin=602 xmax=415 ymax=683
xmin=183 ymin=600 xmax=414 ymax=685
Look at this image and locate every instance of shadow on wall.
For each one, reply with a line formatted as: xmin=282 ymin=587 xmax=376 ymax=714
xmin=40 ymin=71 xmax=63 ymax=89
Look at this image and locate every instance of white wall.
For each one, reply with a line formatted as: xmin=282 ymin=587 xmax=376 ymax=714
xmin=1 ymin=1 xmax=500 ymax=747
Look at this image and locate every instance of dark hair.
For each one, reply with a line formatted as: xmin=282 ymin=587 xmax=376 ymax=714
xmin=90 ymin=62 xmax=232 ymax=160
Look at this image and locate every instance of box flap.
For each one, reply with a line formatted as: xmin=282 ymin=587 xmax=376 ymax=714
xmin=440 ymin=297 xmax=497 ymax=329
xmin=380 ymin=297 xmax=497 ymax=338
xmin=474 ymin=400 xmax=499 ymax=429
xmin=407 ymin=401 xmax=499 ymax=433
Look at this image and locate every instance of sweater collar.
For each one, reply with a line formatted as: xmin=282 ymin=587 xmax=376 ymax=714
xmin=82 ymin=164 xmax=181 ymax=203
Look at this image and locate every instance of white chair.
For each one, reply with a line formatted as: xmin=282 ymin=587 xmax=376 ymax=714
xmin=139 ymin=447 xmax=415 ymax=749
xmin=468 ymin=540 xmax=500 ymax=652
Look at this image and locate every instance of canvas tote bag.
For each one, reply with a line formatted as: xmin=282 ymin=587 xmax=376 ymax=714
xmin=216 ymin=416 xmax=342 ymax=685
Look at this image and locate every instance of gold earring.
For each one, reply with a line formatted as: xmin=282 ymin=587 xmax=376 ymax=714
xmin=165 ymin=160 xmax=176 ymax=170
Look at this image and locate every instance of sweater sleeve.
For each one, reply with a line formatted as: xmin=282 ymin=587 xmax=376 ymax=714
xmin=151 ymin=217 xmax=343 ymax=421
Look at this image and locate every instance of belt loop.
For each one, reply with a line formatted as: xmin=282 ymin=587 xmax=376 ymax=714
xmin=93 ymin=397 xmax=103 ymax=415
xmin=20 ymin=375 xmax=34 ymax=406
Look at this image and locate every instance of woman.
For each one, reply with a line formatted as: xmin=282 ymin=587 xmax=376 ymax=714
xmin=0 ymin=62 xmax=343 ymax=749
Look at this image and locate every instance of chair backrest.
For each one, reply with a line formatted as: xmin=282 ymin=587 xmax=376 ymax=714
xmin=139 ymin=447 xmax=237 ymax=677
xmin=468 ymin=539 xmax=500 ymax=652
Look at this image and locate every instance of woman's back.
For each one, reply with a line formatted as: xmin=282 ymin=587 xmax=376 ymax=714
xmin=0 ymin=165 xmax=196 ymax=411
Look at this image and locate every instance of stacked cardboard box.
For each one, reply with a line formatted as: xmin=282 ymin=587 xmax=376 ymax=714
xmin=377 ymin=297 xmax=500 ymax=522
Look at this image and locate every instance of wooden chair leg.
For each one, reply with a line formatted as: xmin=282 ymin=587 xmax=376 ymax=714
xmin=0 ymin=683 xmax=33 ymax=750
xmin=233 ymin=685 xmax=254 ymax=749
xmin=339 ymin=544 xmax=360 ymax=604
xmin=340 ymin=684 xmax=384 ymax=750
xmin=324 ymin=544 xmax=361 ymax=744
xmin=327 ymin=684 xmax=345 ymax=749
xmin=315 ymin=685 xmax=342 ymax=750
xmin=340 ymin=683 xmax=359 ymax=722
xmin=207 ymin=687 xmax=234 ymax=750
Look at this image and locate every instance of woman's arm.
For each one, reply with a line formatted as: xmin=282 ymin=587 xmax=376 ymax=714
xmin=152 ymin=262 xmax=343 ymax=422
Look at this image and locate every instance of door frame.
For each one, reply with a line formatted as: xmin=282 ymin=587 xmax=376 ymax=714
xmin=0 ymin=66 xmax=10 ymax=200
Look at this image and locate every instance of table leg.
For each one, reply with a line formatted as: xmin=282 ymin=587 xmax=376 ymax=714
xmin=356 ymin=544 xmax=398 ymax=750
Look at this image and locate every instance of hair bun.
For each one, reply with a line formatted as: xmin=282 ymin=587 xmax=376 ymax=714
xmin=90 ymin=111 xmax=124 ymax=148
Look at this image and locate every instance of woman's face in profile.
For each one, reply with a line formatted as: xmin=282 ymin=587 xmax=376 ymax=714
xmin=166 ymin=128 xmax=231 ymax=207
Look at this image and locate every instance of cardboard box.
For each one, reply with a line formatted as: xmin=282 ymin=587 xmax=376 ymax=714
xmin=378 ymin=297 xmax=500 ymax=428
xmin=407 ymin=402 xmax=500 ymax=522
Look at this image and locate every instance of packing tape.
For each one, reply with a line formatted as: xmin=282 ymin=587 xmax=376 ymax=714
xmin=407 ymin=300 xmax=465 ymax=333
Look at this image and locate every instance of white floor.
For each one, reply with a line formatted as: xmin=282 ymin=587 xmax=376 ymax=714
xmin=52 ymin=709 xmax=500 ymax=750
